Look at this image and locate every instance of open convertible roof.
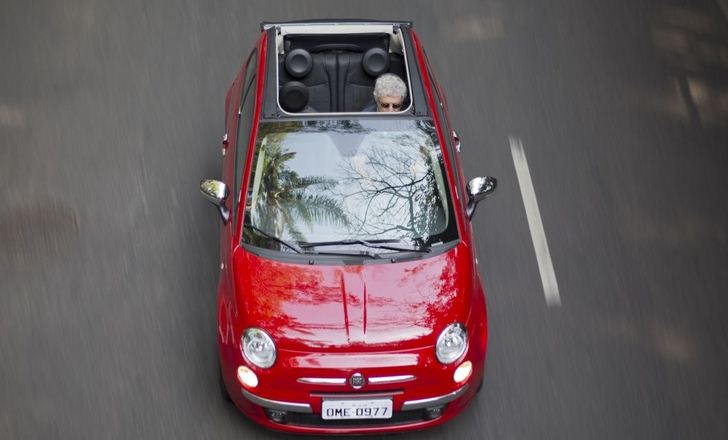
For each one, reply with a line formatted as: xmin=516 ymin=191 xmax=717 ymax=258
xmin=259 ymin=20 xmax=429 ymax=119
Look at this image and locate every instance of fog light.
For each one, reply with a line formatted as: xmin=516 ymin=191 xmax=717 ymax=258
xmin=266 ymin=409 xmax=287 ymax=423
xmin=237 ymin=366 xmax=258 ymax=388
xmin=424 ymin=405 xmax=444 ymax=420
xmin=453 ymin=360 xmax=473 ymax=384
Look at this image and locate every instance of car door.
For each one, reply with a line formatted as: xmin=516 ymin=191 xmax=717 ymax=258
xmin=219 ymin=49 xmax=257 ymax=345
xmin=423 ymin=53 xmax=470 ymax=218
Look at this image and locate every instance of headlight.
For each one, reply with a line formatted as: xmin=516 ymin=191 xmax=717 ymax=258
xmin=436 ymin=323 xmax=467 ymax=364
xmin=241 ymin=328 xmax=276 ymax=368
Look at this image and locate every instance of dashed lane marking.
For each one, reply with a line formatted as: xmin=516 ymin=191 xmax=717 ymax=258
xmin=509 ymin=136 xmax=562 ymax=307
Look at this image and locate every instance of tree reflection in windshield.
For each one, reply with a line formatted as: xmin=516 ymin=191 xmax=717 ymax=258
xmin=243 ymin=119 xmax=457 ymax=252
xmin=335 ymin=122 xmax=449 ymax=243
xmin=244 ymin=123 xmax=350 ymax=249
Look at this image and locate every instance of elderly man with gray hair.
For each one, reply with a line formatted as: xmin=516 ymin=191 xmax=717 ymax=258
xmin=362 ymin=73 xmax=407 ymax=112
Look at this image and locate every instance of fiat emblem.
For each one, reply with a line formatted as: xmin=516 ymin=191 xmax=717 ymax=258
xmin=349 ymin=372 xmax=365 ymax=389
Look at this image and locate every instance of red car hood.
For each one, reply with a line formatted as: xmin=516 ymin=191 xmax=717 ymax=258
xmin=232 ymin=244 xmax=474 ymax=351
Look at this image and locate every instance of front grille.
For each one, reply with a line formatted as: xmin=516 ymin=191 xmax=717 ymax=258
xmin=285 ymin=409 xmax=428 ymax=427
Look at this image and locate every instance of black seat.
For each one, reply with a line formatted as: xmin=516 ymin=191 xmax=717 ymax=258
xmin=337 ymin=52 xmax=369 ymax=112
xmin=278 ymin=44 xmax=410 ymax=113
xmin=279 ymin=49 xmax=336 ymax=112
xmin=279 ymin=81 xmax=309 ymax=112
xmin=339 ymin=48 xmax=392 ymax=112
xmin=387 ymin=53 xmax=406 ymax=81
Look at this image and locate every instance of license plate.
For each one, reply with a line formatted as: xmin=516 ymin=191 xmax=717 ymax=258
xmin=321 ymin=399 xmax=393 ymax=420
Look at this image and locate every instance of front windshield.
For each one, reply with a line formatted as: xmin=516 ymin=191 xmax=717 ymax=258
xmin=242 ymin=118 xmax=458 ymax=253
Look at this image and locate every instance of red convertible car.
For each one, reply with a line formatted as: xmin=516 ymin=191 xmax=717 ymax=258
xmin=200 ymin=19 xmax=497 ymax=434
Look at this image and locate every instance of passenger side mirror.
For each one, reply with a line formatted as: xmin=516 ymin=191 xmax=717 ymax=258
xmin=199 ymin=179 xmax=231 ymax=223
xmin=466 ymin=176 xmax=497 ymax=219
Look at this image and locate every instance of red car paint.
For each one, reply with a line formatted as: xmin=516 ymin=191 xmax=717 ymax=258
xmin=210 ymin=22 xmax=491 ymax=434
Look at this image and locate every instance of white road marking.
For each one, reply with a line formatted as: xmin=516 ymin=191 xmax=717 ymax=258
xmin=509 ymin=136 xmax=562 ymax=307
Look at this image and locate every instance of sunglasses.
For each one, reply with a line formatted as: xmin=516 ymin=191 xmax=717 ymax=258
xmin=378 ymin=102 xmax=402 ymax=110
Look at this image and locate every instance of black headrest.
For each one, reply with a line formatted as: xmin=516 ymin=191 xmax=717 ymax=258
xmin=285 ymin=48 xmax=313 ymax=78
xmin=362 ymin=47 xmax=390 ymax=76
xmin=279 ymin=81 xmax=309 ymax=112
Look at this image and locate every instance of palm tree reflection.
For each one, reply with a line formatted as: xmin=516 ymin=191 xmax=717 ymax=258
xmin=244 ymin=126 xmax=349 ymax=248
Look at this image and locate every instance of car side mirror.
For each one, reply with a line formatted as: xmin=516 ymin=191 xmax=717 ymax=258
xmin=200 ymin=179 xmax=230 ymax=223
xmin=466 ymin=176 xmax=497 ymax=219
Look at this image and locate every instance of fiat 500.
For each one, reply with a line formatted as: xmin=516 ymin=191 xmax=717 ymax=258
xmin=200 ymin=19 xmax=497 ymax=434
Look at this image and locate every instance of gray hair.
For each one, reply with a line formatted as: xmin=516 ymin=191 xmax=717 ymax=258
xmin=373 ymin=73 xmax=407 ymax=100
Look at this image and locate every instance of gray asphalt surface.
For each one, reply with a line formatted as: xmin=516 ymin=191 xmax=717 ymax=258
xmin=2 ymin=0 xmax=728 ymax=438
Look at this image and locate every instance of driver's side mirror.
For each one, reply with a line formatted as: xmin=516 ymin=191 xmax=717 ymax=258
xmin=466 ymin=176 xmax=497 ymax=219
xmin=199 ymin=179 xmax=230 ymax=223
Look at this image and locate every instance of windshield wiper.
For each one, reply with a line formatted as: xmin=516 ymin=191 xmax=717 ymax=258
xmin=243 ymin=223 xmax=303 ymax=254
xmin=243 ymin=225 xmax=384 ymax=258
xmin=299 ymin=238 xmax=431 ymax=253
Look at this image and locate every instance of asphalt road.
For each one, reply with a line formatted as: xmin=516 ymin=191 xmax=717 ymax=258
xmin=2 ymin=0 xmax=728 ymax=438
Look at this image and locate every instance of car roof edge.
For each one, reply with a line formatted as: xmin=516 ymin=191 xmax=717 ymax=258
xmin=261 ymin=19 xmax=413 ymax=32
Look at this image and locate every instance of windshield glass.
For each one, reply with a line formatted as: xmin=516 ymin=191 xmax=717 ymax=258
xmin=242 ymin=118 xmax=458 ymax=253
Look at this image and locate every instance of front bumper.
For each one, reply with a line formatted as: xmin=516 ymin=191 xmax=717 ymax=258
xmin=241 ymin=381 xmax=469 ymax=414
xmin=222 ymin=341 xmax=485 ymax=434
xmin=237 ymin=379 xmax=477 ymax=434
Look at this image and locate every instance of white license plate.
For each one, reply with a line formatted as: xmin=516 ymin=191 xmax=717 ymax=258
xmin=321 ymin=399 xmax=393 ymax=420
